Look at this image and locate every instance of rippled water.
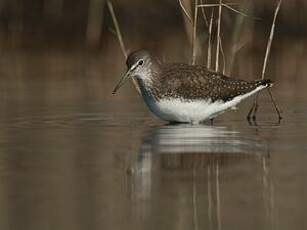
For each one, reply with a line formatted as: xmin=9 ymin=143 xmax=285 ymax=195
xmin=0 ymin=59 xmax=307 ymax=230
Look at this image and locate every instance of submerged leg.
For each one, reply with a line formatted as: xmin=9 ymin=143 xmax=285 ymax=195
xmin=210 ymin=118 xmax=214 ymax=126
xmin=267 ymin=88 xmax=282 ymax=122
xmin=252 ymin=100 xmax=259 ymax=121
xmin=247 ymin=94 xmax=259 ymax=121
xmin=247 ymin=88 xmax=282 ymax=124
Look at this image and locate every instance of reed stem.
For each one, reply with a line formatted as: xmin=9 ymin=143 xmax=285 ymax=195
xmin=192 ymin=0 xmax=199 ymax=65
xmin=207 ymin=10 xmax=214 ymax=69
xmin=248 ymin=0 xmax=283 ymax=122
xmin=107 ymin=0 xmax=142 ymax=95
xmin=261 ymin=0 xmax=282 ymax=79
xmin=215 ymin=0 xmax=222 ymax=72
xmin=107 ymin=0 xmax=127 ymax=59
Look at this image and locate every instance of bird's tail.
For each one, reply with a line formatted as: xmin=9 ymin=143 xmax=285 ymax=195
xmin=254 ymin=79 xmax=273 ymax=88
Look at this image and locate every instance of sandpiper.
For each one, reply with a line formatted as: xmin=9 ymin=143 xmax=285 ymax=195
xmin=112 ymin=50 xmax=273 ymax=124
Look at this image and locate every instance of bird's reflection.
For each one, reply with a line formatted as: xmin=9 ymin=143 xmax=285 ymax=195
xmin=140 ymin=124 xmax=267 ymax=156
xmin=136 ymin=125 xmax=268 ymax=174
xmin=127 ymin=125 xmax=275 ymax=230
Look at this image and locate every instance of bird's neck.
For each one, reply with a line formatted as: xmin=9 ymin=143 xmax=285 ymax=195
xmin=135 ymin=71 xmax=161 ymax=101
xmin=136 ymin=62 xmax=161 ymax=87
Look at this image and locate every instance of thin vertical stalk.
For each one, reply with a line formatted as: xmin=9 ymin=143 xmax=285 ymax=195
xmin=179 ymin=0 xmax=193 ymax=23
xmin=193 ymin=167 xmax=199 ymax=230
xmin=179 ymin=0 xmax=193 ymax=45
xmin=207 ymin=164 xmax=213 ymax=230
xmin=107 ymin=0 xmax=142 ymax=95
xmin=248 ymin=0 xmax=282 ymax=121
xmin=216 ymin=162 xmax=221 ymax=230
xmin=192 ymin=0 xmax=199 ymax=65
xmin=267 ymin=88 xmax=282 ymax=119
xmin=207 ymin=10 xmax=214 ymax=69
xmin=200 ymin=0 xmax=209 ymax=26
xmin=261 ymin=0 xmax=282 ymax=79
xmin=228 ymin=0 xmax=251 ymax=75
xmin=107 ymin=0 xmax=127 ymax=58
xmin=215 ymin=0 xmax=222 ymax=72
xmin=219 ymin=37 xmax=226 ymax=74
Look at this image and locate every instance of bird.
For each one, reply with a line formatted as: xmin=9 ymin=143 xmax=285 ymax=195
xmin=112 ymin=49 xmax=273 ymax=124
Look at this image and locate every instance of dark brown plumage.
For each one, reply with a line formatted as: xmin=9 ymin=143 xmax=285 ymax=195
xmin=148 ymin=63 xmax=272 ymax=102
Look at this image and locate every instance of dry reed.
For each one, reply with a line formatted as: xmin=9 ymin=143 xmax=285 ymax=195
xmin=261 ymin=0 xmax=282 ymax=79
xmin=107 ymin=0 xmax=141 ymax=95
xmin=192 ymin=0 xmax=199 ymax=65
xmin=207 ymin=10 xmax=214 ymax=69
xmin=179 ymin=0 xmax=193 ymax=23
xmin=197 ymin=1 xmax=249 ymax=72
xmin=106 ymin=0 xmax=127 ymax=59
xmin=178 ymin=0 xmax=282 ymax=122
xmin=215 ymin=0 xmax=222 ymax=72
xmin=248 ymin=0 xmax=283 ymax=121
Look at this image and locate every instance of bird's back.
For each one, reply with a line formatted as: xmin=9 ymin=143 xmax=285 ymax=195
xmin=156 ymin=63 xmax=270 ymax=102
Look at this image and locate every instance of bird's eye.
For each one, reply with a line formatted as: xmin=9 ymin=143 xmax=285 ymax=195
xmin=138 ymin=60 xmax=144 ymax=66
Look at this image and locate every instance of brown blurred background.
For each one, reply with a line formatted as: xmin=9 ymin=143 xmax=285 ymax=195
xmin=0 ymin=2 xmax=307 ymax=230
xmin=0 ymin=0 xmax=306 ymax=48
xmin=0 ymin=0 xmax=306 ymax=102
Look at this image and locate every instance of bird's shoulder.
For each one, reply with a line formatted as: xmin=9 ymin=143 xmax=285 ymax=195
xmin=157 ymin=63 xmax=257 ymax=101
xmin=161 ymin=63 xmax=210 ymax=79
xmin=160 ymin=63 xmax=242 ymax=86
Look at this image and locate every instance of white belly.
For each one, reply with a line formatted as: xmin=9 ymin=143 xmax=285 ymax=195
xmin=141 ymin=86 xmax=266 ymax=124
xmin=147 ymin=99 xmax=227 ymax=124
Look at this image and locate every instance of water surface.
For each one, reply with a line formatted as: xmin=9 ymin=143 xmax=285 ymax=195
xmin=0 ymin=54 xmax=306 ymax=230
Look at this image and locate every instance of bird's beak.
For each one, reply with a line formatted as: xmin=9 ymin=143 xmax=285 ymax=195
xmin=112 ymin=64 xmax=137 ymax=94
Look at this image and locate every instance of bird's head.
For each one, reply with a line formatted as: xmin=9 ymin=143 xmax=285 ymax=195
xmin=112 ymin=50 xmax=159 ymax=94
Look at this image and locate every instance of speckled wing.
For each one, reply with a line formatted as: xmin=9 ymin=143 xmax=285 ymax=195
xmin=160 ymin=63 xmax=264 ymax=102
